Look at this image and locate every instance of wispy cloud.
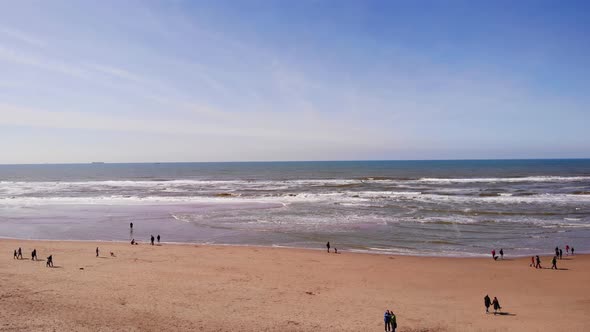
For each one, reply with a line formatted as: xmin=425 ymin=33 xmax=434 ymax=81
xmin=0 ymin=44 xmax=90 ymax=78
xmin=0 ymin=27 xmax=46 ymax=48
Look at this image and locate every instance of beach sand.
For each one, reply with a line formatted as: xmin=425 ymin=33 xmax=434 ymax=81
xmin=1 ymin=239 xmax=588 ymax=331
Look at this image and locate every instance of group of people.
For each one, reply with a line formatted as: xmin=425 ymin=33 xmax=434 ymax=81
xmin=491 ymin=248 xmax=504 ymax=260
xmin=12 ymin=246 xmax=52 ymax=267
xmin=129 ymin=222 xmax=162 ymax=246
xmin=484 ymin=295 xmax=502 ymax=314
xmin=554 ymin=245 xmax=574 ymax=259
xmin=383 ymin=310 xmax=397 ymax=331
xmin=529 ymin=245 xmax=576 ymax=270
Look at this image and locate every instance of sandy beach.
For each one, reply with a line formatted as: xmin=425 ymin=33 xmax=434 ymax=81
xmin=0 ymin=239 xmax=589 ymax=331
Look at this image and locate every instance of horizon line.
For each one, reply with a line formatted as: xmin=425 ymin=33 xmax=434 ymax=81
xmin=1 ymin=157 xmax=589 ymax=166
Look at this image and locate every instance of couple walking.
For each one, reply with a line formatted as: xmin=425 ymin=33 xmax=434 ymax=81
xmin=383 ymin=310 xmax=397 ymax=331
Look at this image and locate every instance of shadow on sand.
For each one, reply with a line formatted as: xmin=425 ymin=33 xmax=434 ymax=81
xmin=495 ymin=312 xmax=516 ymax=316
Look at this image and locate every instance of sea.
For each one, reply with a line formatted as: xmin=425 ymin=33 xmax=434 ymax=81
xmin=0 ymin=160 xmax=589 ymax=257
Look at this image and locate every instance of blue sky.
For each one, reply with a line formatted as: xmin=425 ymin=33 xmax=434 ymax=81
xmin=0 ymin=0 xmax=588 ymax=163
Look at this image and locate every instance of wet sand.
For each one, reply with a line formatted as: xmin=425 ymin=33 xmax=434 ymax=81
xmin=0 ymin=239 xmax=588 ymax=331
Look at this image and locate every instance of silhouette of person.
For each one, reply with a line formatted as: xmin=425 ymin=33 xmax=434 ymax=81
xmin=17 ymin=247 xmax=22 ymax=259
xmin=131 ymin=239 xmax=135 ymax=245
xmin=535 ymin=255 xmax=541 ymax=269
xmin=150 ymin=235 xmax=155 ymax=246
xmin=491 ymin=249 xmax=496 ymax=260
xmin=326 ymin=241 xmax=330 ymax=253
xmin=572 ymin=247 xmax=575 ymax=255
xmin=492 ymin=297 xmax=501 ymax=314
xmin=559 ymin=249 xmax=563 ymax=260
xmin=551 ymin=256 xmax=557 ymax=269
xmin=13 ymin=249 xmax=17 ymax=259
xmin=499 ymin=248 xmax=504 ymax=259
xmin=31 ymin=249 xmax=37 ymax=261
xmin=130 ymin=222 xmax=133 ymax=230
xmin=96 ymin=247 xmax=99 ymax=257
xmin=157 ymin=235 xmax=160 ymax=244
xmin=46 ymin=255 xmax=53 ymax=267
xmin=484 ymin=294 xmax=491 ymax=313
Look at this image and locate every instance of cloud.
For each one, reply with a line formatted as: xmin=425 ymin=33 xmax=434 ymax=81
xmin=0 ymin=27 xmax=46 ymax=48
xmin=0 ymin=103 xmax=379 ymax=149
xmin=0 ymin=45 xmax=90 ymax=78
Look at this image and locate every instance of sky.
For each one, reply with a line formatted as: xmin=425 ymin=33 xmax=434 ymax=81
xmin=0 ymin=0 xmax=589 ymax=163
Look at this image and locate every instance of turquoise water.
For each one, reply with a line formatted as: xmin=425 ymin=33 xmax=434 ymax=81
xmin=0 ymin=159 xmax=589 ymax=256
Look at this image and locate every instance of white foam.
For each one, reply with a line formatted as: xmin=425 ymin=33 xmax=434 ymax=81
xmin=418 ymin=176 xmax=590 ymax=183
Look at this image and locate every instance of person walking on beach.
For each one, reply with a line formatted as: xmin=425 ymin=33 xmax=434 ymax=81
xmin=492 ymin=297 xmax=501 ymax=314
xmin=326 ymin=242 xmax=330 ymax=253
xmin=96 ymin=247 xmax=99 ymax=257
xmin=17 ymin=247 xmax=22 ymax=259
xmin=566 ymin=245 xmax=570 ymax=255
xmin=551 ymin=256 xmax=558 ymax=269
xmin=484 ymin=294 xmax=491 ymax=313
xmin=130 ymin=222 xmax=133 ymax=230
xmin=31 ymin=249 xmax=37 ymax=261
xmin=535 ymin=255 xmax=542 ymax=269
xmin=491 ymin=249 xmax=496 ymax=260
xmin=555 ymin=247 xmax=559 ymax=258
xmin=150 ymin=235 xmax=155 ymax=246
xmin=499 ymin=249 xmax=504 ymax=260
xmin=530 ymin=256 xmax=535 ymax=267
xmin=383 ymin=310 xmax=391 ymax=331
xmin=571 ymin=247 xmax=575 ymax=255
xmin=46 ymin=255 xmax=53 ymax=267
xmin=13 ymin=249 xmax=17 ymax=259
xmin=559 ymin=248 xmax=563 ymax=260
xmin=157 ymin=235 xmax=160 ymax=244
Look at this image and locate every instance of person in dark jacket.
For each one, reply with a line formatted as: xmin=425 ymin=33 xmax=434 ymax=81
xmin=484 ymin=295 xmax=491 ymax=313
xmin=150 ymin=235 xmax=155 ymax=246
xmin=499 ymin=249 xmax=504 ymax=259
xmin=535 ymin=255 xmax=542 ymax=269
xmin=31 ymin=249 xmax=37 ymax=261
xmin=157 ymin=235 xmax=160 ymax=244
xmin=551 ymin=256 xmax=557 ymax=269
xmin=46 ymin=255 xmax=53 ymax=267
xmin=559 ymin=249 xmax=563 ymax=260
xmin=492 ymin=297 xmax=501 ymax=314
xmin=17 ymin=247 xmax=22 ymax=259
xmin=96 ymin=247 xmax=99 ymax=257
xmin=326 ymin=241 xmax=330 ymax=253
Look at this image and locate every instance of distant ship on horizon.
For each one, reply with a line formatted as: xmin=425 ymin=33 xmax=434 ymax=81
xmin=90 ymin=162 xmax=105 ymax=164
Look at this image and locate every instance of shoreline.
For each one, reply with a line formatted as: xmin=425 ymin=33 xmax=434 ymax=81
xmin=0 ymin=236 xmax=583 ymax=258
xmin=2 ymin=238 xmax=589 ymax=331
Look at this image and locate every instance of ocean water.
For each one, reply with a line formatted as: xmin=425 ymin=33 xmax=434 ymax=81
xmin=0 ymin=160 xmax=589 ymax=256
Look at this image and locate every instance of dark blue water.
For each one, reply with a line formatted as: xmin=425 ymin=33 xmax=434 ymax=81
xmin=1 ymin=160 xmax=589 ymax=256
